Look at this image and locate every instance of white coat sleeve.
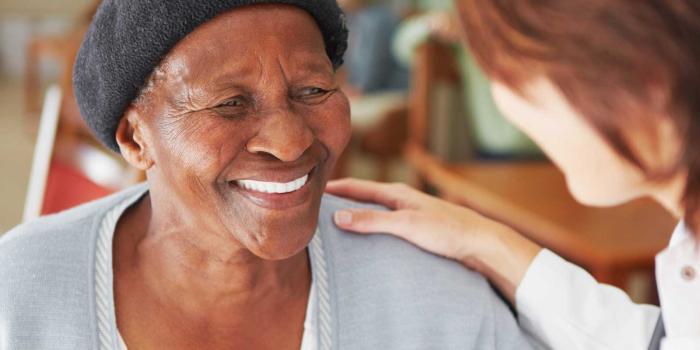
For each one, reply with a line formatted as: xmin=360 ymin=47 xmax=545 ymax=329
xmin=515 ymin=249 xmax=660 ymax=350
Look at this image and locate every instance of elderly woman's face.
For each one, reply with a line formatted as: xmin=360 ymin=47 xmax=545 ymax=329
xmin=131 ymin=5 xmax=351 ymax=259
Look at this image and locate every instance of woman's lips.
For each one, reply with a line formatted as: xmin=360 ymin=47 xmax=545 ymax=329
xmin=236 ymin=174 xmax=309 ymax=194
xmin=228 ymin=168 xmax=317 ymax=210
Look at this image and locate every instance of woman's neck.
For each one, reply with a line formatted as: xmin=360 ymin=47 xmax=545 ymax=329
xmin=114 ymin=194 xmax=311 ymax=315
xmin=650 ymin=170 xmax=687 ymax=219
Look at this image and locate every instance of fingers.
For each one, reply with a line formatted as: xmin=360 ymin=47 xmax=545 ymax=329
xmin=326 ymin=178 xmax=417 ymax=210
xmin=326 ymin=178 xmax=386 ymax=201
xmin=334 ymin=208 xmax=467 ymax=261
xmin=334 ymin=208 xmax=439 ymax=246
xmin=334 ymin=208 xmax=418 ymax=235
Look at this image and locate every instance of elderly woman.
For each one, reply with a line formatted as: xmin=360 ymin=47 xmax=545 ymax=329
xmin=0 ymin=1 xmax=532 ymax=350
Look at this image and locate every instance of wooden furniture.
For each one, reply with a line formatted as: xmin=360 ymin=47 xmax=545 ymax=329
xmin=404 ymin=40 xmax=676 ymax=296
xmin=342 ymin=93 xmax=409 ymax=181
xmin=407 ymin=40 xmax=461 ymax=151
xmin=405 ymin=144 xmax=675 ymax=287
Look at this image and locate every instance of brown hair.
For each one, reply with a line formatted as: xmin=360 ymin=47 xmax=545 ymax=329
xmin=456 ymin=0 xmax=700 ymax=235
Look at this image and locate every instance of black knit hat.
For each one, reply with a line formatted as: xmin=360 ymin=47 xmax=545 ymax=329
xmin=73 ymin=0 xmax=348 ymax=152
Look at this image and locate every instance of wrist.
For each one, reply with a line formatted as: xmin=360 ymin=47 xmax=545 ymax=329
xmin=465 ymin=223 xmax=542 ymax=304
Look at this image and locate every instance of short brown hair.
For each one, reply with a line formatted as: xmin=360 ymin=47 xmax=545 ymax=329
xmin=457 ymin=0 xmax=700 ymax=234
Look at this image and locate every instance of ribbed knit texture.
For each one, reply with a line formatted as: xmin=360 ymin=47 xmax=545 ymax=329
xmin=95 ymin=194 xmax=132 ymax=350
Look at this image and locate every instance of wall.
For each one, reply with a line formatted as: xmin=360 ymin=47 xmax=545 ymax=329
xmin=0 ymin=0 xmax=92 ymax=18
xmin=0 ymin=0 xmax=92 ymax=79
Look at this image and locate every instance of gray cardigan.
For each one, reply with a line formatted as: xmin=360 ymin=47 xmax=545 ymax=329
xmin=0 ymin=184 xmax=533 ymax=349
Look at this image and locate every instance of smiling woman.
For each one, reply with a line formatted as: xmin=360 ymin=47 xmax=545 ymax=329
xmin=0 ymin=1 xmax=534 ymax=350
xmin=115 ymin=6 xmax=351 ymax=261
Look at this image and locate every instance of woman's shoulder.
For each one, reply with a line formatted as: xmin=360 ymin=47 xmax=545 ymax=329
xmin=0 ymin=185 xmax=147 ymax=305
xmin=319 ymin=193 xmax=488 ymax=288
xmin=0 ymin=183 xmax=148 ymax=257
xmin=0 ymin=184 xmax=147 ymax=349
xmin=0 ymin=208 xmax=98 ymax=348
xmin=318 ymin=194 xmax=532 ymax=349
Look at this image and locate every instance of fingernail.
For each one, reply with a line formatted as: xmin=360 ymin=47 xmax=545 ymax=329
xmin=335 ymin=210 xmax=352 ymax=225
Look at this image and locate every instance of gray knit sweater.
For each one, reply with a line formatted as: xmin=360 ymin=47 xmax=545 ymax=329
xmin=0 ymin=184 xmax=533 ymax=349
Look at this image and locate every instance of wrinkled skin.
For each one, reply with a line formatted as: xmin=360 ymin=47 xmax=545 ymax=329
xmin=112 ymin=5 xmax=351 ymax=349
xmin=129 ymin=8 xmax=350 ymax=260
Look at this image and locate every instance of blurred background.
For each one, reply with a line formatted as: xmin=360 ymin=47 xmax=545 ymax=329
xmin=0 ymin=0 xmax=677 ymax=304
xmin=0 ymin=0 xmax=96 ymax=230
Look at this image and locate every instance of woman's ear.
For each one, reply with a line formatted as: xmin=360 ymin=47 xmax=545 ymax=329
xmin=116 ymin=107 xmax=154 ymax=171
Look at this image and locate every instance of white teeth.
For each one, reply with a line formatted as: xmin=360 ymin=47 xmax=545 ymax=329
xmin=236 ymin=174 xmax=309 ymax=194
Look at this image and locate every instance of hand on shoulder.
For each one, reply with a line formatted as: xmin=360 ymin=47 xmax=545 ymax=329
xmin=326 ymin=178 xmax=542 ymax=303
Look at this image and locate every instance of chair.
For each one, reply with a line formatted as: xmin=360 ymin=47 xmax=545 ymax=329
xmin=23 ymin=86 xmax=142 ymax=222
xmin=23 ymin=85 xmax=62 ymax=222
xmin=22 ymin=1 xmax=145 ymax=221
xmin=338 ymin=93 xmax=409 ymax=181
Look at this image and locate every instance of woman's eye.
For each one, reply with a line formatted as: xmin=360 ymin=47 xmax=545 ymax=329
xmin=217 ymin=97 xmax=246 ymax=108
xmin=296 ymin=87 xmax=334 ymax=104
xmin=212 ymin=96 xmax=248 ymax=118
xmin=302 ymin=87 xmax=326 ymax=96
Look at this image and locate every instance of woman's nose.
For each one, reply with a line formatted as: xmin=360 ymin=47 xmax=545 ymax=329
xmin=245 ymin=109 xmax=314 ymax=162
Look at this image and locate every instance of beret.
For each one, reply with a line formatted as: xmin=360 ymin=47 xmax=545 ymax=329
xmin=73 ymin=0 xmax=348 ymax=152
